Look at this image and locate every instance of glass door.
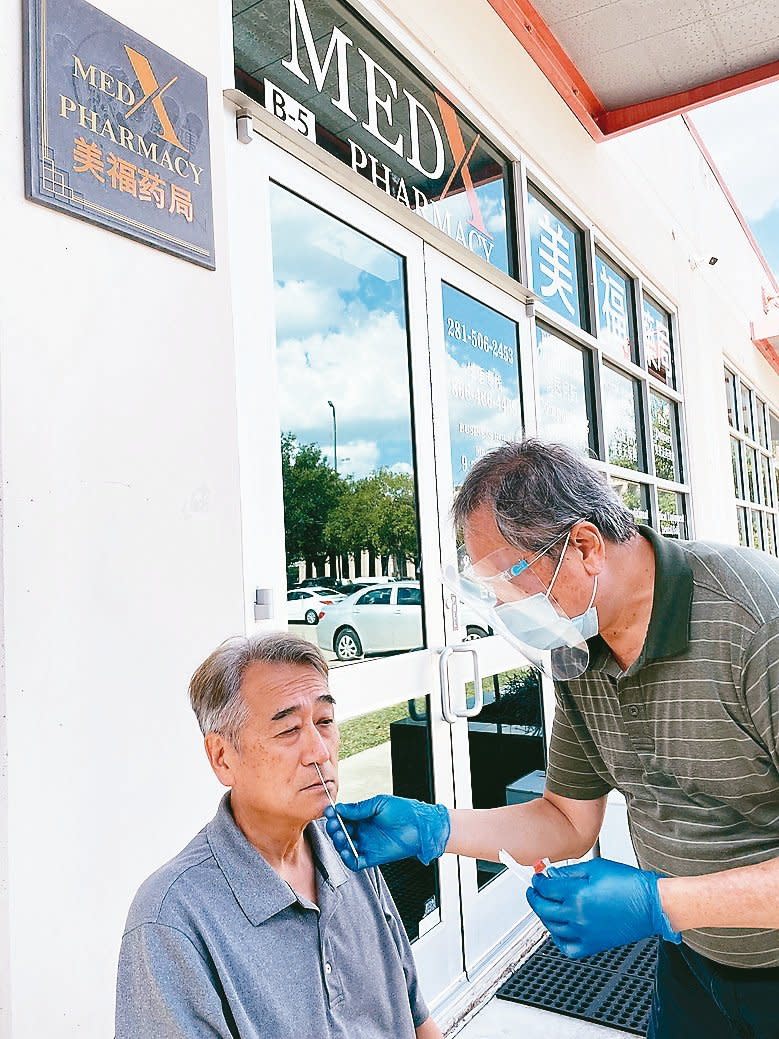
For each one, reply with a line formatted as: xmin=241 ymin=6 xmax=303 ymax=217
xmin=424 ymin=247 xmax=552 ymax=974
xmin=235 ymin=136 xmax=467 ymax=1001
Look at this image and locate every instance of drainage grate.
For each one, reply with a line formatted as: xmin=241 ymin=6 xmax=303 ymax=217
xmin=496 ymin=937 xmax=658 ymax=1035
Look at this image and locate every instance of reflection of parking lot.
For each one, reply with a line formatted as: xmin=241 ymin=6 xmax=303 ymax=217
xmin=290 ymin=622 xmax=337 ymax=663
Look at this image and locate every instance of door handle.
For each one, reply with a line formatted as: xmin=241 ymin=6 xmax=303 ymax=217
xmin=439 ymin=644 xmax=483 ymax=725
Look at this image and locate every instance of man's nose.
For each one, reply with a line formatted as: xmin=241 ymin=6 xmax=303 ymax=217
xmin=302 ymin=722 xmax=331 ymax=765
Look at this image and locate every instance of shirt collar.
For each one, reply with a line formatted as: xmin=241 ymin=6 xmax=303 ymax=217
xmin=587 ymin=524 xmax=693 ymax=674
xmin=206 ymin=792 xmax=349 ymax=926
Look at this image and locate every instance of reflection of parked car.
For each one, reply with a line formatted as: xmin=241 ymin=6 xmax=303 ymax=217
xmin=317 ymin=581 xmax=487 ymax=661
xmin=286 ymin=587 xmax=344 ymax=625
xmin=294 ymin=577 xmax=340 ymax=591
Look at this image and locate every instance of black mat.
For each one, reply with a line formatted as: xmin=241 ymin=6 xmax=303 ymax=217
xmin=496 ymin=937 xmax=658 ymax=1035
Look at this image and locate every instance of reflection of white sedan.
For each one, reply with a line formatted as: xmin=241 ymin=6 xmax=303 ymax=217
xmin=286 ymin=588 xmax=343 ymax=625
xmin=317 ymin=581 xmax=488 ymax=661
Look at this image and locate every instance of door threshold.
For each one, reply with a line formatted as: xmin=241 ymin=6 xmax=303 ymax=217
xmin=434 ymin=919 xmax=547 ymax=1036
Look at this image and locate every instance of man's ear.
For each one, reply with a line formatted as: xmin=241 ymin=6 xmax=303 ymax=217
xmin=204 ymin=732 xmax=236 ymax=789
xmin=570 ymin=521 xmax=605 ymax=575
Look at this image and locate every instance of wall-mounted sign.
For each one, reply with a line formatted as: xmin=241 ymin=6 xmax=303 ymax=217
xmin=442 ymin=284 xmax=522 ymax=487
xmin=233 ymin=0 xmax=513 ymax=275
xmin=24 ymin=0 xmax=215 ymax=268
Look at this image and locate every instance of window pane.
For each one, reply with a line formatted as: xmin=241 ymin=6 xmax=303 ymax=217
xmin=750 ymin=509 xmax=763 ymax=550
xmin=724 ymin=369 xmax=738 ymax=429
xmin=595 ymin=251 xmax=636 ymax=364
xmin=601 ymin=365 xmax=644 ymax=471
xmin=611 ymin=477 xmax=650 ymax=526
xmin=463 ymin=668 xmax=545 ymax=891
xmin=234 ymin=0 xmax=514 ymax=274
xmin=642 ymin=295 xmax=675 ymax=388
xmin=650 ymin=391 xmax=682 ymax=482
xmin=770 ymin=412 xmax=779 ymax=462
xmin=657 ymin=490 xmax=687 ymax=539
xmin=755 ymin=398 xmax=768 ymax=448
xmin=535 ymin=325 xmax=595 ymax=455
xmin=737 ymin=507 xmax=748 ymax=546
xmin=761 ymin=454 xmax=773 ymax=508
xmin=741 ymin=385 xmax=754 ymax=441
xmin=731 ymin=438 xmax=744 ymax=499
xmin=442 ymin=284 xmax=523 ymax=488
xmin=338 ymin=696 xmax=438 ymax=940
xmin=527 ymin=190 xmax=588 ymax=330
xmin=765 ymin=513 xmax=776 ymax=556
xmin=745 ymin=446 xmax=758 ymax=502
xmin=270 ymin=187 xmax=423 ymax=665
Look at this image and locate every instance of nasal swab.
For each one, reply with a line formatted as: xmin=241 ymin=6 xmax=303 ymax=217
xmin=314 ymin=762 xmax=360 ymax=865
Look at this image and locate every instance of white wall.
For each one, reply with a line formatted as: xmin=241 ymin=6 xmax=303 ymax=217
xmin=0 ymin=1 xmax=245 ymax=1035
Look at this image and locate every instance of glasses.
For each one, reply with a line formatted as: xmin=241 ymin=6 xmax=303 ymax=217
xmin=460 ymin=523 xmax=581 ymax=588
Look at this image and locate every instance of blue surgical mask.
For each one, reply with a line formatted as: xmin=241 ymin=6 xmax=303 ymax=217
xmin=494 ymin=563 xmax=599 ymax=652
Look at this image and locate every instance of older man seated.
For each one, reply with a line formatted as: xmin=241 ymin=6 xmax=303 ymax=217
xmin=115 ymin=632 xmax=442 ymax=1039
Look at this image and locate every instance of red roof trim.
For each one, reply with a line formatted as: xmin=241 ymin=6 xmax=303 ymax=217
xmin=600 ymin=60 xmax=779 ymax=136
xmin=752 ymin=334 xmax=779 ymax=377
xmin=485 ymin=0 xmax=606 ymax=141
xmin=488 ymin=0 xmax=779 ymax=142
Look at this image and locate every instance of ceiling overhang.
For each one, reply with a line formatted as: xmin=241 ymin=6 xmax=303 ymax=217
xmin=487 ymin=0 xmax=779 ymax=141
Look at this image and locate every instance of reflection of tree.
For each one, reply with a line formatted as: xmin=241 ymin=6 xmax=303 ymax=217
xmin=325 ymin=470 xmax=419 ymax=575
xmin=281 ymin=433 xmax=344 ymax=569
xmin=608 ymin=427 xmax=638 ymax=470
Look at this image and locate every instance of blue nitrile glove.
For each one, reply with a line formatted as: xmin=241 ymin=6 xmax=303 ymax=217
xmin=324 ymin=795 xmax=450 ymax=871
xmin=525 ymin=858 xmax=681 ymax=959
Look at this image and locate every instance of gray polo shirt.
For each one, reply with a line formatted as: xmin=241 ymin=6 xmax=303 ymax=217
xmin=547 ymin=527 xmax=779 ymax=967
xmin=115 ymin=794 xmax=429 ymax=1038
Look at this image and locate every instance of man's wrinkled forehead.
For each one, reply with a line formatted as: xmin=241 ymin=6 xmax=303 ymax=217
xmin=240 ymin=659 xmax=333 ymax=718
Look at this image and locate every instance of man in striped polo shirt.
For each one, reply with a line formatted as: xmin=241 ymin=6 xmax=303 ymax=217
xmin=326 ymin=439 xmax=779 ymax=1038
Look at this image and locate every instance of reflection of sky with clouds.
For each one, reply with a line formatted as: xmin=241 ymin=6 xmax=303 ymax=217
xmin=443 ymin=285 xmax=522 ymax=488
xmin=535 ymin=328 xmax=590 ymax=455
xmin=429 ymin=178 xmax=510 ymax=275
xmin=270 ymin=186 xmax=415 ymax=479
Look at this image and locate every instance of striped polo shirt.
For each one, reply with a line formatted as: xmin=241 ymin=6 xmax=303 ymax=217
xmin=546 ymin=525 xmax=779 ymax=968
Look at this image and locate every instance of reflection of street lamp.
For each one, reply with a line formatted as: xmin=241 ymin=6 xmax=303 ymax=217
xmin=327 ymin=399 xmax=337 ymax=474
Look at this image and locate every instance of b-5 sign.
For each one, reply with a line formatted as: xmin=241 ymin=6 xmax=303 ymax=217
xmin=24 ymin=0 xmax=215 ymax=269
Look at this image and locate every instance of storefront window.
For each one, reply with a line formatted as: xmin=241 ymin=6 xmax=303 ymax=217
xmin=765 ymin=513 xmax=776 ymax=556
xmin=745 ymin=445 xmax=758 ymax=502
xmin=601 ymin=365 xmax=644 ymax=472
xmin=737 ymin=507 xmax=748 ymax=546
xmin=731 ymin=437 xmax=744 ymax=499
xmin=338 ymin=695 xmax=438 ymax=939
xmin=658 ymin=490 xmax=686 ymax=539
xmin=535 ymin=325 xmax=595 ymax=456
xmin=595 ymin=251 xmax=637 ymax=364
xmin=741 ymin=385 xmax=755 ymax=441
xmin=270 ymin=186 xmax=424 ymax=663
xmin=750 ymin=509 xmax=763 ymax=550
xmin=650 ymin=391 xmax=682 ymax=482
xmin=724 ymin=368 xmax=738 ymax=429
xmin=611 ymin=477 xmax=650 ymax=526
xmin=442 ymin=285 xmax=523 ymax=489
xmin=755 ymin=398 xmax=768 ymax=448
xmin=527 ymin=189 xmax=588 ymax=330
xmin=235 ymin=0 xmax=514 ymax=274
xmin=642 ymin=295 xmax=675 ymax=388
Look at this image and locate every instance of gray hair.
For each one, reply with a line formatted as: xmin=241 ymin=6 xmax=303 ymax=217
xmin=452 ymin=439 xmax=637 ymax=552
xmin=189 ymin=631 xmax=329 ymax=747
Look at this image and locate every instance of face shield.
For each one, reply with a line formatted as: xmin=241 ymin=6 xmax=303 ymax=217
xmin=443 ymin=529 xmax=591 ymax=681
